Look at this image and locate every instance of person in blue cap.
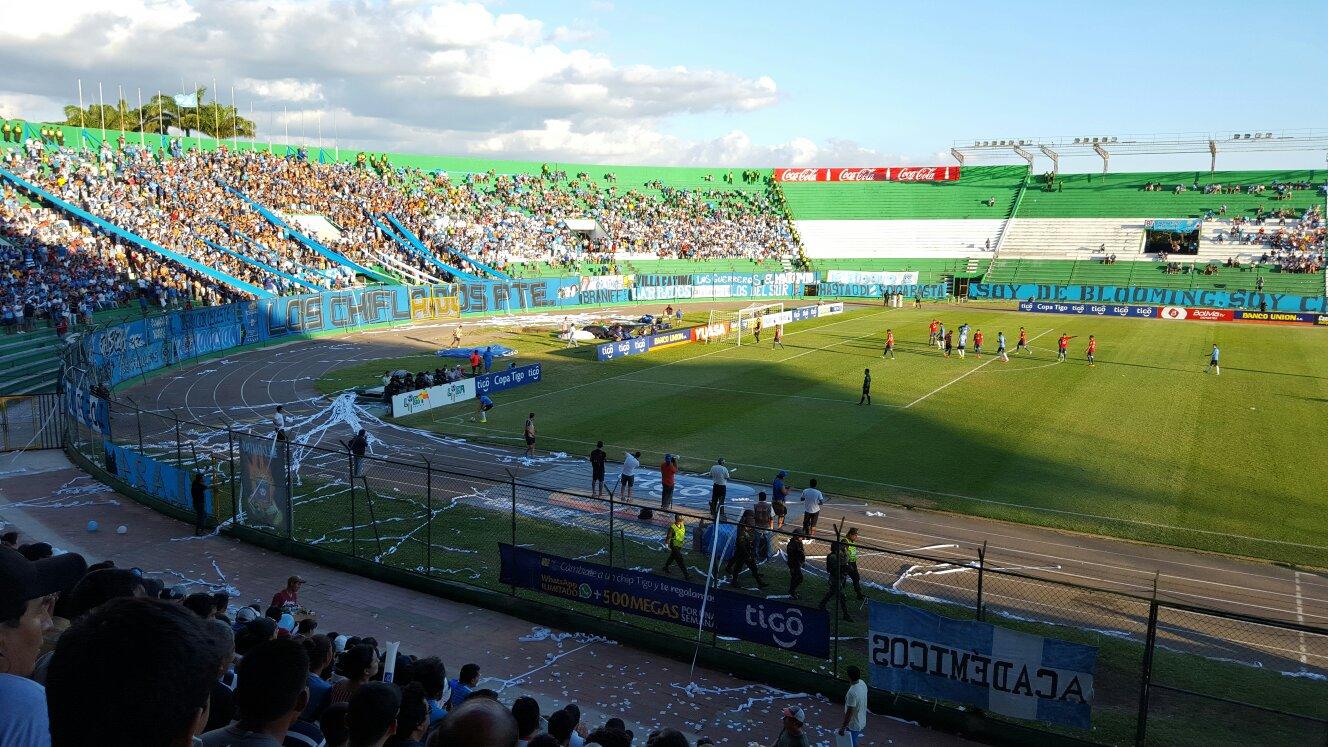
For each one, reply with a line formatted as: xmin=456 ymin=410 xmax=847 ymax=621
xmin=473 ymin=393 xmax=494 ymax=423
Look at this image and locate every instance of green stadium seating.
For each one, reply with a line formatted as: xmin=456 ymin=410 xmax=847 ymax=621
xmin=781 ymin=165 xmax=1028 ymax=220
xmin=984 ymin=258 xmax=1324 ymax=295
xmin=1016 ymin=171 xmax=1326 ymax=219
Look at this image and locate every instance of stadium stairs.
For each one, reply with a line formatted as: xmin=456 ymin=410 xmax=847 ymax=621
xmin=0 ymin=328 xmax=63 ymax=393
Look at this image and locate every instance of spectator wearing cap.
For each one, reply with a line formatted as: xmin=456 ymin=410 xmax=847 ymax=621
xmin=0 ymin=546 xmax=86 ymax=746
xmin=546 ymin=709 xmax=577 ymax=746
xmin=773 ymin=706 xmax=808 ymax=746
xmin=47 ymin=597 xmax=222 ymax=747
xmin=347 ymin=682 xmax=400 ymax=747
xmin=273 ymin=575 xmax=305 ymax=609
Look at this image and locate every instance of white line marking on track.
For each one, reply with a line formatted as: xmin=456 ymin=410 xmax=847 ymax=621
xmin=1294 ymin=571 xmax=1309 ymax=666
xmin=904 ymin=328 xmax=1055 ymax=408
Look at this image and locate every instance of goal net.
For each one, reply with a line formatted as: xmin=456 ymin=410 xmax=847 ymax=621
xmin=730 ymin=302 xmax=785 ymax=346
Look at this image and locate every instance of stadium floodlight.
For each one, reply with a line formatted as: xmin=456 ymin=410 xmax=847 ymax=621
xmin=1012 ymin=144 xmax=1034 ymax=166
xmin=1093 ymin=142 xmax=1109 ymax=173
xmin=1039 ymin=144 xmax=1060 ymax=174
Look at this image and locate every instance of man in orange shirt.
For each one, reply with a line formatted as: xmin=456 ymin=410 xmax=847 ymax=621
xmin=1086 ymin=335 xmax=1097 ymax=366
xmin=659 ymin=454 xmax=678 ymax=511
xmin=883 ymin=328 xmax=895 ymax=360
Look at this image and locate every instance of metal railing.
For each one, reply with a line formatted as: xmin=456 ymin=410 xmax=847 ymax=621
xmin=48 ymin=393 xmax=1327 ymax=747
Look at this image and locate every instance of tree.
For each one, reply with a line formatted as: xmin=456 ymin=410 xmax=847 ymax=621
xmin=63 ymin=86 xmax=255 ymax=139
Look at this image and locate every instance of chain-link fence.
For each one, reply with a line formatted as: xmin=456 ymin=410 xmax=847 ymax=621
xmin=47 ymin=395 xmax=1328 ymax=747
xmin=0 ymin=393 xmax=62 ymax=450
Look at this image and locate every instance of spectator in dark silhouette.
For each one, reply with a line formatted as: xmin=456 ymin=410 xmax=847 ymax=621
xmin=412 ymin=656 xmax=448 ymax=728
xmin=200 ymin=638 xmax=313 ymax=746
xmin=431 ymin=697 xmax=518 ymax=747
xmin=347 ymin=682 xmax=401 ymax=747
xmin=512 ymin=696 xmax=541 ymax=743
xmin=301 ymin=634 xmax=335 ymax=721
xmin=387 ymin=682 xmax=430 ymax=747
xmin=330 ymin=644 xmax=379 ymax=705
xmin=321 ymin=703 xmax=351 ymax=747
xmin=46 ymin=597 xmax=221 ymax=747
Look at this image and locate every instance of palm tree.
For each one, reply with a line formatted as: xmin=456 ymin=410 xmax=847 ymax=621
xmin=63 ymin=86 xmax=255 ymax=139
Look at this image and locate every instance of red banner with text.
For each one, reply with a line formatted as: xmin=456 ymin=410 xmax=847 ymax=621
xmin=773 ymin=166 xmax=961 ymax=183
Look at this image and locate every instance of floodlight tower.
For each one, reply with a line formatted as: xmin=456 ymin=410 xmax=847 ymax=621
xmin=1039 ymin=144 xmax=1059 ymax=176
xmin=1093 ymin=141 xmax=1109 ymax=174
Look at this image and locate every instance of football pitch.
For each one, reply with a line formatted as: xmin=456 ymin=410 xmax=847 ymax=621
xmin=327 ymin=303 xmax=1328 ymax=565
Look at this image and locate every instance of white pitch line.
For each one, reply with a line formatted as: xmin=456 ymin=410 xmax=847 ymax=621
xmin=904 ymin=328 xmax=1055 ymax=408
xmin=614 ymin=376 xmax=904 ymax=408
xmin=451 ymin=307 xmax=893 ymax=416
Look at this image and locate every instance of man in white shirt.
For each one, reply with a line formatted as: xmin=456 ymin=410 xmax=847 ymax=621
xmin=840 ymin=665 xmax=868 ymax=745
xmin=619 ymin=450 xmax=640 ymax=501
xmin=708 ymin=457 xmax=730 ymax=517
xmin=800 ymin=478 xmax=824 ymax=537
xmin=273 ymin=405 xmax=287 ymax=442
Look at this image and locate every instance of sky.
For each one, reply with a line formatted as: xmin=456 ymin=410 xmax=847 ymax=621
xmin=1 ymin=0 xmax=1325 ymax=171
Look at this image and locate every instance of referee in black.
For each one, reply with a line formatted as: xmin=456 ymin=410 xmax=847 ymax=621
xmin=858 ymin=368 xmax=871 ymax=405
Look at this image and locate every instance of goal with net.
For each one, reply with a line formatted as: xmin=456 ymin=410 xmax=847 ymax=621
xmin=728 ymin=302 xmax=786 ymax=346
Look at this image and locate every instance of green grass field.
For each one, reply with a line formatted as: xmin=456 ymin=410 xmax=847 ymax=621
xmin=320 ymin=304 xmax=1328 ymax=566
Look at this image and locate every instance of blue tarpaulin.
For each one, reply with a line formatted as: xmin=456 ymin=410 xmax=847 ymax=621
xmin=436 ymin=345 xmax=518 ymax=359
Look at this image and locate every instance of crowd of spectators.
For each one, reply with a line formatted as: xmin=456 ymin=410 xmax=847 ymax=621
xmin=1141 ymin=178 xmax=1326 ymax=198
xmin=1 ymin=528 xmax=729 ymax=747
xmin=3 ymin=134 xmax=799 ymax=304
xmin=1211 ymin=206 xmax=1325 ymax=273
xmin=1 ymin=173 xmax=237 ymax=335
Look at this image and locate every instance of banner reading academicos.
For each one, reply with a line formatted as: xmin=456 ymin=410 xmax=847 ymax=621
xmin=774 ymin=166 xmax=961 ymax=183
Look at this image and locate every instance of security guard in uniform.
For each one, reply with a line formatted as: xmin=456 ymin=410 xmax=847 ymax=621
xmin=662 ymin=514 xmax=690 ymax=580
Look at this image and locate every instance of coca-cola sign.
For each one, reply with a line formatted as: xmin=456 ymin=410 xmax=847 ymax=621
xmin=773 ymin=168 xmax=823 ymax=182
xmin=831 ymin=168 xmax=887 ymax=182
xmin=774 ymin=166 xmax=960 ymax=183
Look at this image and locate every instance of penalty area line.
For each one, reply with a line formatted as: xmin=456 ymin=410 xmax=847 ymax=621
xmin=904 ymin=328 xmax=1055 ymax=408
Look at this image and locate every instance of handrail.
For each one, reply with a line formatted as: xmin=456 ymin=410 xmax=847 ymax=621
xmin=221 ymin=182 xmax=395 ymax=284
xmin=0 ymin=166 xmax=270 ymax=298
xmin=372 ymin=214 xmax=480 ymax=282
xmin=386 ymin=213 xmax=508 ymax=281
xmin=192 ymin=233 xmax=323 ymax=293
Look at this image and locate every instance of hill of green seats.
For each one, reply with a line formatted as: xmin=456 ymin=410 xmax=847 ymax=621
xmin=1017 ymin=170 xmax=1326 ymax=219
xmin=984 ymin=258 xmax=1325 ymax=296
xmin=780 ymin=165 xmax=1027 ymax=220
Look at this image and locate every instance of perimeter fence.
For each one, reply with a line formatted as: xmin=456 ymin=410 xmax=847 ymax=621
xmin=46 ymin=393 xmax=1327 ymax=747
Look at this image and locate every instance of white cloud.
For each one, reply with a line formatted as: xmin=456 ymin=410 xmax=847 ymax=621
xmin=0 ymin=0 xmax=888 ymax=166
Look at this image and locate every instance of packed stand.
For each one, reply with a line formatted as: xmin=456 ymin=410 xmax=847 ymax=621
xmin=1 ymin=528 xmax=794 ymax=747
xmin=0 ymin=175 xmax=238 ymax=335
xmin=3 ymin=145 xmax=358 ymax=296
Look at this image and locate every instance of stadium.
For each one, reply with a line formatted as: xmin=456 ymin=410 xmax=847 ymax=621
xmin=0 ymin=5 xmax=1325 ymax=747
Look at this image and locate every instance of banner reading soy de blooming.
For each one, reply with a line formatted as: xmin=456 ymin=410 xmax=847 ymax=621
xmin=500 ymin=544 xmax=830 ymax=657
xmin=868 ymin=603 xmax=1097 ymax=729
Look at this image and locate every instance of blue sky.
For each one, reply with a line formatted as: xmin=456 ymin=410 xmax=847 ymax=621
xmin=503 ymin=0 xmax=1328 ymax=169
xmin=1 ymin=0 xmax=1325 ymax=169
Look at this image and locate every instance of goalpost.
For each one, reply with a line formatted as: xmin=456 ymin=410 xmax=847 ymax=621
xmin=730 ymin=302 xmax=784 ymax=346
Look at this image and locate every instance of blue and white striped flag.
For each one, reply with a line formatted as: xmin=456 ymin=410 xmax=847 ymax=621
xmin=868 ymin=602 xmax=1097 ymax=728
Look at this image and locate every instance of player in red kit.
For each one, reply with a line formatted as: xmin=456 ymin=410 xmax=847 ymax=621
xmin=1056 ymin=333 xmax=1075 ymax=362
xmin=928 ymin=319 xmax=940 ymax=347
xmin=883 ymin=328 xmax=896 ymax=359
xmin=1086 ymin=335 xmax=1097 ymax=366
xmin=1016 ymin=326 xmax=1030 ymax=355
xmin=973 ymin=330 xmax=984 ymax=358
